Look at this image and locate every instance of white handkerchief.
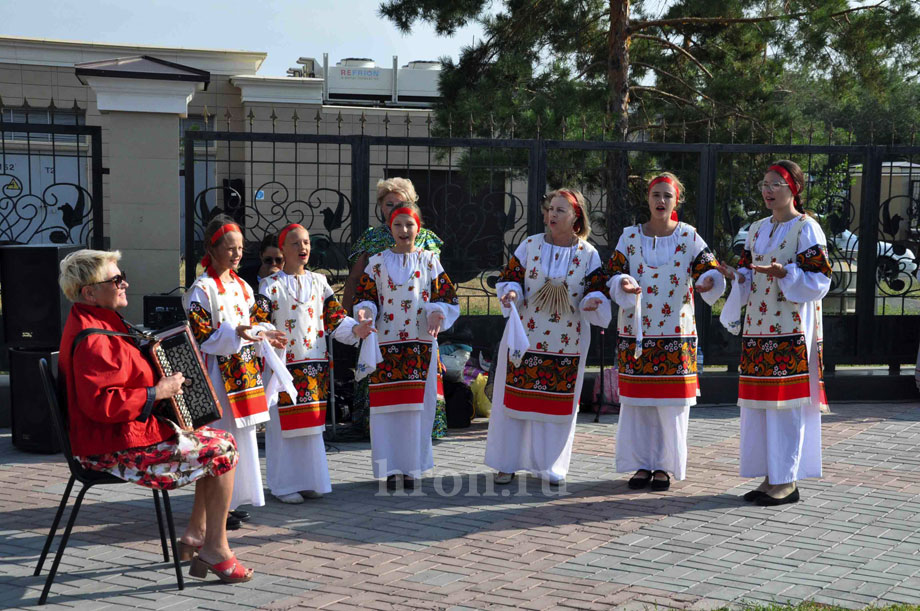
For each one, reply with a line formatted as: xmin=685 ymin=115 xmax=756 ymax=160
xmin=634 ymin=291 xmax=643 ymax=358
xmin=261 ymin=342 xmax=296 ymax=403
xmin=719 ymin=277 xmax=744 ymax=336
xmin=506 ymin=302 xmax=530 ymax=367
xmin=355 ymin=330 xmax=383 ymax=381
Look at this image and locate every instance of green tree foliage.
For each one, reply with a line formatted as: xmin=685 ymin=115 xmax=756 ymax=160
xmin=379 ymin=0 xmax=920 ymax=240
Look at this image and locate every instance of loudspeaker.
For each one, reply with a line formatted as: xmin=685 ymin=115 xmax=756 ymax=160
xmin=0 ymin=245 xmax=80 ymax=348
xmin=143 ymin=293 xmax=187 ymax=330
xmin=10 ymin=348 xmax=60 ymax=453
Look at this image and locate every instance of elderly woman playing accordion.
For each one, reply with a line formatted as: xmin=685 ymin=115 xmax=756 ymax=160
xmin=58 ymin=249 xmax=253 ymax=584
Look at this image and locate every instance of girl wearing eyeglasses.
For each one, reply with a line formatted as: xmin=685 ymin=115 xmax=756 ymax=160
xmin=604 ymin=173 xmax=724 ymax=492
xmin=257 ymin=234 xmax=284 ymax=284
xmin=717 ymin=159 xmax=831 ymax=507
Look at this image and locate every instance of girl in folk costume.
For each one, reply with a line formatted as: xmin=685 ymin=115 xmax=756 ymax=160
xmin=185 ymin=215 xmax=287 ymax=514
xmin=606 ymin=173 xmax=725 ymax=491
xmin=485 ymin=189 xmax=611 ymax=486
xmin=257 ymin=224 xmax=372 ymax=504
xmin=717 ymin=160 xmax=831 ymax=507
xmin=353 ymin=202 xmax=459 ymax=489
xmin=344 ymin=178 xmax=448 ymax=440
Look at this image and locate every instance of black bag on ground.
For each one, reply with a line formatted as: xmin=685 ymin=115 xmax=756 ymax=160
xmin=443 ymin=379 xmax=474 ymax=428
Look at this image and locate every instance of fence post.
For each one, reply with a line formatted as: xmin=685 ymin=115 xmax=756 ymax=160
xmin=527 ymin=139 xmax=547 ymax=236
xmin=90 ymin=127 xmax=104 ymax=250
xmin=856 ymin=146 xmax=882 ymax=361
xmin=696 ymin=145 xmax=718 ymax=363
xmin=183 ymin=131 xmax=196 ymax=289
xmin=351 ymin=135 xmax=370 ymax=242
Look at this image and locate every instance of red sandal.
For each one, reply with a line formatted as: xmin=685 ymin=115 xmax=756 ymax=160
xmin=189 ymin=554 xmax=254 ymax=583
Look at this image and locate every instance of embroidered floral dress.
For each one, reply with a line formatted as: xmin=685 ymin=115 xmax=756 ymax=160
xmin=354 ymin=249 xmax=459 ymax=477
xmin=606 ymin=223 xmax=723 ymax=406
xmin=720 ymin=214 xmax=831 ymax=483
xmin=722 ymin=215 xmax=831 ymax=410
xmin=605 ymin=222 xmax=724 ymax=480
xmin=185 ymin=271 xmax=277 ymax=509
xmin=348 ymin=226 xmax=443 ymax=266
xmin=256 ymin=270 xmax=361 ymax=497
xmin=484 ymin=235 xmax=611 ymax=482
xmin=348 ymin=225 xmax=447 ymax=438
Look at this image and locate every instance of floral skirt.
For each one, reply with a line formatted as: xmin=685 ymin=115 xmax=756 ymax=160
xmin=77 ymin=425 xmax=238 ymax=491
xmin=432 ymin=398 xmax=447 ymax=439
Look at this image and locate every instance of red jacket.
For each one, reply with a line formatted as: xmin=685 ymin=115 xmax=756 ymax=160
xmin=58 ymin=303 xmax=173 ymax=456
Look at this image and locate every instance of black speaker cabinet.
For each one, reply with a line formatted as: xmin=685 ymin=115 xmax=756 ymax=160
xmin=0 ymin=245 xmax=80 ymax=348
xmin=10 ymin=348 xmax=60 ymax=454
xmin=143 ymin=293 xmax=187 ymax=330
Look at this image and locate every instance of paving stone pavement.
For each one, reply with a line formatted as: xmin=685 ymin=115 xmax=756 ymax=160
xmin=2 ymin=402 xmax=920 ymax=610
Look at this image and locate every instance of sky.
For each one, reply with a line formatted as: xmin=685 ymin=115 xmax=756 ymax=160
xmin=0 ymin=0 xmax=485 ymax=76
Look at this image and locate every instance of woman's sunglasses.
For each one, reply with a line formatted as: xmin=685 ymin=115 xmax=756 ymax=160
xmin=262 ymin=256 xmax=284 ymax=265
xmin=89 ymin=272 xmax=128 ymax=288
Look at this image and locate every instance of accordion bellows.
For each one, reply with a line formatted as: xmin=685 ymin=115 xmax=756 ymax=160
xmin=148 ymin=323 xmax=222 ymax=430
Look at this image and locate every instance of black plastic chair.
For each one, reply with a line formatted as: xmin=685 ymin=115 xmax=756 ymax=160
xmin=34 ymin=358 xmax=184 ymax=605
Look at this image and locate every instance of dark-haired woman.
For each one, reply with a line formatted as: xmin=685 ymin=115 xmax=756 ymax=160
xmin=717 ymin=160 xmax=831 ymax=506
xmin=184 ymin=216 xmax=287 ymax=514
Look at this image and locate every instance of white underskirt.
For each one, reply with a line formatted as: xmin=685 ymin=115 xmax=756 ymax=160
xmin=368 ymin=345 xmax=439 ymax=478
xmin=211 ymin=407 xmax=264 ymax=509
xmin=484 ymin=401 xmax=577 ymax=482
xmin=739 ymin=403 xmax=822 ymax=483
xmin=616 ymin=404 xmax=690 ymax=480
xmin=265 ymin=402 xmax=331 ymax=496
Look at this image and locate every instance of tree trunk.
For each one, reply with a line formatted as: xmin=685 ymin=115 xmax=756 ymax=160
xmin=606 ymin=0 xmax=632 ymax=245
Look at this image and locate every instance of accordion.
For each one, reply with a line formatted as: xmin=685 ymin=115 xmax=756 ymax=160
xmin=147 ymin=322 xmax=222 ymax=430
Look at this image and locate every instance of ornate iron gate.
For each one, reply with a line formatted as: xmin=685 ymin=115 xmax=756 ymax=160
xmin=183 ymin=118 xmax=920 ymax=368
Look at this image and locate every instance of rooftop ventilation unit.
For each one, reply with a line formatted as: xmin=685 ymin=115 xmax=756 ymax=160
xmin=319 ymin=54 xmax=441 ymax=106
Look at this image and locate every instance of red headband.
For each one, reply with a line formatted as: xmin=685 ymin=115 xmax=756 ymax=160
xmin=648 ymin=176 xmax=680 ymax=222
xmin=388 ymin=206 xmax=421 ymax=229
xmin=200 ymin=223 xmax=249 ymax=300
xmin=768 ymin=165 xmax=799 ymax=197
xmin=210 ymin=223 xmax=241 ymax=246
xmin=200 ymin=223 xmax=242 ymax=269
xmin=556 ymin=190 xmax=583 ymax=218
xmin=278 ymin=223 xmax=305 ymax=249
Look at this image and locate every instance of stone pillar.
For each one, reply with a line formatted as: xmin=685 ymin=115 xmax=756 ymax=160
xmin=104 ymin=112 xmax=181 ymax=322
xmin=79 ymin=67 xmax=207 ymax=322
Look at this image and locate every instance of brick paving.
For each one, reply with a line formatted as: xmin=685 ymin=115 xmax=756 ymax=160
xmin=1 ymin=402 xmax=920 ymax=609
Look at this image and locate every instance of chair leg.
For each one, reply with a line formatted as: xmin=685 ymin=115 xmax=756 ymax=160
xmin=160 ymin=491 xmax=184 ymax=590
xmin=39 ymin=483 xmax=90 ymax=605
xmin=152 ymin=490 xmax=169 ymax=562
xmin=34 ymin=475 xmax=76 ymax=576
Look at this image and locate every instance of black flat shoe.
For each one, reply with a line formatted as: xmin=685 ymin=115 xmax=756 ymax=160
xmin=649 ymin=470 xmax=670 ymax=491
xmin=403 ymin=475 xmax=417 ymax=490
xmin=386 ymin=475 xmax=398 ymax=490
xmin=226 ymin=515 xmax=242 ymax=531
xmin=742 ymin=489 xmax=766 ymax=502
xmin=229 ymin=510 xmax=251 ymax=522
xmin=756 ymin=487 xmax=800 ymax=506
xmin=628 ymin=470 xmax=652 ymax=489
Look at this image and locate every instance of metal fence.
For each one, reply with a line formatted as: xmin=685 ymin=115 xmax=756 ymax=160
xmin=0 ymin=108 xmax=104 ymax=248
xmin=173 ymin=111 xmax=919 ymax=370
